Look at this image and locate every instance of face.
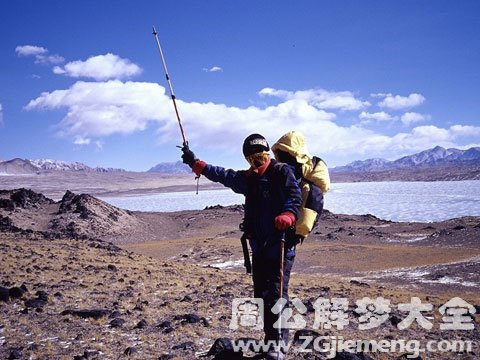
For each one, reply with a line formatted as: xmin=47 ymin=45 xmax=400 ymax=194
xmin=245 ymin=152 xmax=270 ymax=167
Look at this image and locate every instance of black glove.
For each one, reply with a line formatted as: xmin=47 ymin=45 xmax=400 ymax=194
xmin=181 ymin=145 xmax=197 ymax=167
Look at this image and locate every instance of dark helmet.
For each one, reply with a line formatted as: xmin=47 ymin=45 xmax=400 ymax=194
xmin=242 ymin=134 xmax=270 ymax=157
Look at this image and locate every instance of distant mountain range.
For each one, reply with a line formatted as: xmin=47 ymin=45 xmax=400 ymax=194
xmin=1 ymin=145 xmax=479 ymax=179
xmin=332 ymin=146 xmax=480 ymax=173
xmin=147 ymin=161 xmax=191 ymax=174
xmin=0 ymin=158 xmax=124 ymax=174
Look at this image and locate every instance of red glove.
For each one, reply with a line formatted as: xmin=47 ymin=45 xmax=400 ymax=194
xmin=192 ymin=160 xmax=206 ymax=177
xmin=274 ymin=212 xmax=296 ymax=230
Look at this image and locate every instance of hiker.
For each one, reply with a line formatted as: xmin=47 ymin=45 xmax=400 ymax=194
xmin=181 ymin=134 xmax=302 ymax=359
xmin=272 ymin=130 xmax=330 ymax=244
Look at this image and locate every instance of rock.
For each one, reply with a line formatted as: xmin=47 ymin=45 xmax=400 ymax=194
xmin=7 ymin=348 xmax=23 ymax=360
xmin=61 ymin=309 xmax=111 ymax=319
xmin=83 ymin=350 xmax=99 ymax=358
xmin=124 ymin=347 xmax=137 ymax=356
xmin=0 ymin=286 xmax=10 ymax=302
xmin=157 ymin=320 xmax=174 ymax=334
xmin=206 ymin=338 xmax=236 ymax=357
xmin=157 ymin=320 xmax=172 ymax=328
xmin=349 ymin=279 xmax=370 ymax=287
xmin=163 ymin=326 xmax=174 ymax=334
xmin=172 ymin=341 xmax=195 ymax=351
xmin=390 ymin=314 xmax=402 ymax=327
xmin=134 ymin=319 xmax=148 ymax=329
xmin=9 ymin=287 xmax=26 ymax=299
xmin=304 ymin=299 xmax=315 ymax=313
xmin=110 ymin=318 xmax=125 ymax=328
xmin=173 ymin=313 xmax=209 ymax=326
xmin=158 ymin=355 xmax=175 ymax=360
xmin=0 ymin=215 xmax=21 ymax=232
xmin=35 ymin=290 xmax=48 ymax=301
xmin=107 ymin=264 xmax=117 ymax=272
xmin=206 ymin=338 xmax=234 ymax=354
xmin=180 ymin=294 xmax=193 ymax=302
xmin=109 ymin=310 xmax=122 ymax=318
xmin=24 ymin=297 xmax=47 ymax=309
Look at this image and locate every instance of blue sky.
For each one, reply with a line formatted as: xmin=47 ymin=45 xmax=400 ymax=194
xmin=1 ymin=0 xmax=479 ymax=171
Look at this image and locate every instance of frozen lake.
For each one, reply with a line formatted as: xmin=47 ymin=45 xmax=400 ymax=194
xmin=100 ymin=180 xmax=480 ymax=223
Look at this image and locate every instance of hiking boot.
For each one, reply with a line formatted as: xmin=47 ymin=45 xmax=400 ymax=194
xmin=265 ymin=350 xmax=285 ymax=360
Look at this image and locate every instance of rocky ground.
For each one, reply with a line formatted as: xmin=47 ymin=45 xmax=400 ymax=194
xmin=0 ymin=188 xmax=479 ymax=359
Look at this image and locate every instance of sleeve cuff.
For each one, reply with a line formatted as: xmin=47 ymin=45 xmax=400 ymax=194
xmin=192 ymin=160 xmax=207 ymax=176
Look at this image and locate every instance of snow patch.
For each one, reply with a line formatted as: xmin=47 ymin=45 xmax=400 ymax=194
xmin=210 ymin=259 xmax=244 ymax=269
xmin=387 ymin=235 xmax=428 ymax=243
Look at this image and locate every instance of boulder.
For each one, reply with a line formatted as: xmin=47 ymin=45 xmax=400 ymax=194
xmin=110 ymin=318 xmax=125 ymax=328
xmin=206 ymin=338 xmax=243 ymax=359
xmin=9 ymin=287 xmax=26 ymax=299
xmin=0 ymin=286 xmax=10 ymax=302
xmin=134 ymin=319 xmax=148 ymax=329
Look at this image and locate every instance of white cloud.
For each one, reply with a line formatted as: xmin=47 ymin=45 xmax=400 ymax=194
xmin=259 ymin=87 xmax=370 ymax=111
xmin=449 ymin=125 xmax=480 ymax=137
xmin=53 ymin=53 xmax=141 ymax=81
xmin=203 ymin=66 xmax=223 ymax=72
xmin=25 ymin=82 xmax=480 ymax=160
xmin=16 ymin=45 xmax=47 ymax=56
xmin=400 ymin=112 xmax=431 ymax=126
xmin=15 ymin=44 xmax=64 ymax=65
xmin=74 ymin=136 xmax=91 ymax=145
xmin=359 ymin=111 xmax=396 ymax=122
xmin=26 ymin=81 xmax=165 ymax=138
xmin=36 ymin=54 xmax=65 ymax=65
xmin=0 ymin=103 xmax=3 ymax=124
xmin=370 ymin=92 xmax=392 ymax=99
xmin=377 ymin=93 xmax=425 ymax=110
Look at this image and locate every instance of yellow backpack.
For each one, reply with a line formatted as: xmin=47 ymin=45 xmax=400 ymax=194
xmin=272 ymin=131 xmax=330 ymax=240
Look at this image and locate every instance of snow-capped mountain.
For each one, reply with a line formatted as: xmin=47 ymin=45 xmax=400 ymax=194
xmin=147 ymin=161 xmax=191 ymax=174
xmin=31 ymin=159 xmax=124 ymax=172
xmin=31 ymin=159 xmax=94 ymax=171
xmin=332 ymin=146 xmax=480 ymax=173
xmin=0 ymin=158 xmax=124 ymax=174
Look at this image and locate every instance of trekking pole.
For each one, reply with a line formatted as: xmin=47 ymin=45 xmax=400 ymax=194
xmin=277 ymin=232 xmax=285 ymax=360
xmin=152 ymin=26 xmax=201 ymax=193
xmin=152 ymin=26 xmax=187 ymax=147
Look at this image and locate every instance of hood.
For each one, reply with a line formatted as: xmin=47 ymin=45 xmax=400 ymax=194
xmin=271 ymin=131 xmax=311 ymax=164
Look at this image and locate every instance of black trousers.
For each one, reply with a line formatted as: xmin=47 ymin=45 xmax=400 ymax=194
xmin=252 ymin=248 xmax=295 ymax=344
